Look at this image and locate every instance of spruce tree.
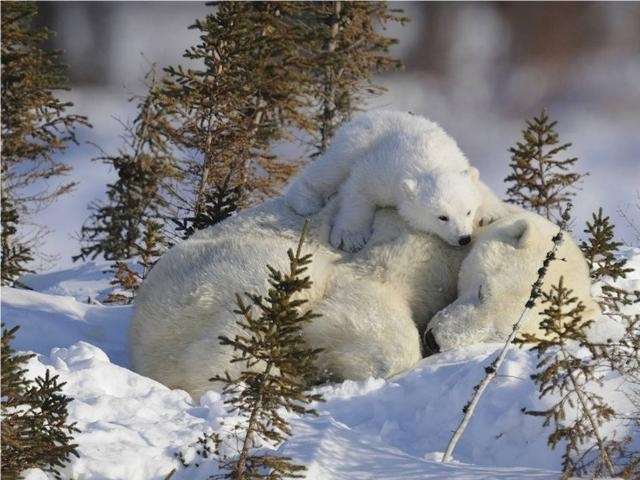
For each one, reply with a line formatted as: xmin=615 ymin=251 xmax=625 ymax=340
xmin=520 ymin=278 xmax=617 ymax=478
xmin=137 ymin=219 xmax=165 ymax=279
xmin=172 ymin=173 xmax=241 ymax=240
xmin=590 ymin=301 xmax=640 ymax=385
xmin=580 ymin=208 xmax=633 ymax=282
xmin=1 ymin=2 xmax=89 ymax=272
xmin=105 ymin=262 xmax=140 ymax=305
xmin=579 ymin=208 xmax=640 ymax=476
xmin=159 ymin=2 xmax=407 ymax=216
xmin=1 ymin=183 xmax=33 ymax=286
xmin=505 ymin=110 xmax=586 ymax=222
xmin=580 ymin=207 xmax=639 ymax=375
xmin=1 ymin=324 xmax=79 ymax=479
xmin=210 ymin=222 xmax=323 ymax=479
xmin=105 ymin=219 xmax=167 ymax=304
xmin=75 ymin=68 xmax=177 ymax=262
xmin=158 ymin=2 xmax=315 ymax=216
xmin=305 ymin=2 xmax=408 ymax=155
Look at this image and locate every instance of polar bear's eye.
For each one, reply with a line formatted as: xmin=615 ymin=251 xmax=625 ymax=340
xmin=467 ymin=210 xmax=472 ymax=216
xmin=438 ymin=215 xmax=449 ymax=222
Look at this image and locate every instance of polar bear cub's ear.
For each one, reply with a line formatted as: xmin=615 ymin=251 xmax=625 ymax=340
xmin=503 ymin=218 xmax=535 ymax=248
xmin=462 ymin=167 xmax=480 ymax=183
xmin=402 ymin=178 xmax=418 ymax=198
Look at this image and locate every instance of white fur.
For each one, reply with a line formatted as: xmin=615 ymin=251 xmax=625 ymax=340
xmin=428 ymin=210 xmax=600 ymax=351
xmin=130 ymin=198 xmax=466 ymax=398
xmin=285 ymin=110 xmax=508 ymax=251
xmin=130 ymin=199 xmax=598 ymax=398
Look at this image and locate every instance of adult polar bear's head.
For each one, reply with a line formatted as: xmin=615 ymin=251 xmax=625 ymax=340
xmin=427 ymin=210 xmax=599 ymax=351
xmin=399 ymin=167 xmax=483 ymax=247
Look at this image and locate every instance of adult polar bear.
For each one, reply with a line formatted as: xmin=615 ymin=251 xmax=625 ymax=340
xmin=130 ymin=198 xmax=597 ymax=398
xmin=130 ymin=198 xmax=465 ymax=398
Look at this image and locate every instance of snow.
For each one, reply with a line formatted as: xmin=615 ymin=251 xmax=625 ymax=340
xmin=22 ymin=342 xmax=205 ymax=480
xmin=21 ymin=261 xmax=114 ymax=302
xmin=9 ymin=317 xmax=562 ymax=480
xmin=1 ymin=287 xmax=131 ymax=367
xmin=3 ymin=249 xmax=639 ymax=479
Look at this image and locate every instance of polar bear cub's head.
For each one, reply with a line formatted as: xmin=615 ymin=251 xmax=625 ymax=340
xmin=427 ymin=211 xmax=599 ymax=351
xmin=398 ymin=167 xmax=483 ymax=247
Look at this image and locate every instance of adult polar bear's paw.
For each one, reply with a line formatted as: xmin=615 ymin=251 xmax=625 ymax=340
xmin=428 ymin=302 xmax=500 ymax=351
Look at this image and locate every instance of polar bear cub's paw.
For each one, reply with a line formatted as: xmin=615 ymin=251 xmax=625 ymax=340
xmin=330 ymin=224 xmax=372 ymax=252
xmin=284 ymin=180 xmax=325 ymax=216
xmin=329 ymin=199 xmax=375 ymax=252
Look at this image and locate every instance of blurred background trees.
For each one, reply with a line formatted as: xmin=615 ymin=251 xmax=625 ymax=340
xmin=33 ymin=3 xmax=640 ymax=108
xmin=7 ymin=1 xmax=640 ymax=268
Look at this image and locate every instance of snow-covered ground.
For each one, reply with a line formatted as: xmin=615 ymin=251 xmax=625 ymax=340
xmin=2 ymin=249 xmax=639 ymax=479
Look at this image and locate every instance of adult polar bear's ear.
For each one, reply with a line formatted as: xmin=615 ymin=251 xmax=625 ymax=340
xmin=402 ymin=178 xmax=418 ymax=198
xmin=503 ymin=218 xmax=535 ymax=248
xmin=462 ymin=167 xmax=480 ymax=183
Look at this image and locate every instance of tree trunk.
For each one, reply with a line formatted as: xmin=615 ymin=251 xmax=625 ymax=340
xmin=233 ymin=363 xmax=273 ymax=480
xmin=561 ymin=344 xmax=616 ymax=476
xmin=318 ymin=1 xmax=341 ymax=155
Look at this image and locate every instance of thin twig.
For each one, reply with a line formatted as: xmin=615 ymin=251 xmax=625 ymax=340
xmin=442 ymin=204 xmax=572 ymax=463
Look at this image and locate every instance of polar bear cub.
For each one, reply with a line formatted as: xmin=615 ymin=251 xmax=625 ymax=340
xmin=428 ymin=210 xmax=600 ymax=351
xmin=285 ymin=110 xmax=500 ymax=251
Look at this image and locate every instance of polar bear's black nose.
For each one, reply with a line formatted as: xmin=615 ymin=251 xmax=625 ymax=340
xmin=458 ymin=235 xmax=471 ymax=246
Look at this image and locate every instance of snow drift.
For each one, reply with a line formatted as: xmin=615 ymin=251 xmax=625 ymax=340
xmin=2 ymin=248 xmax=639 ymax=479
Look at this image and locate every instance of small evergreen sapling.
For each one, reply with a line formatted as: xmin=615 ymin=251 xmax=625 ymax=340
xmin=1 ymin=324 xmax=79 ymax=479
xmin=591 ymin=300 xmax=640 ymax=385
xmin=159 ymin=2 xmax=409 ymax=216
xmin=1 ymin=185 xmax=33 ymax=286
xmin=579 ymin=208 xmax=640 ymax=475
xmin=210 ymin=221 xmax=323 ymax=479
xmin=172 ymin=173 xmax=241 ymax=240
xmin=105 ymin=219 xmax=167 ymax=304
xmin=305 ymin=2 xmax=408 ymax=155
xmin=580 ymin=208 xmax=632 ymax=282
xmin=580 ymin=208 xmax=640 ymax=378
xmin=137 ymin=219 xmax=166 ymax=279
xmin=105 ymin=261 xmax=140 ymax=304
xmin=159 ymin=2 xmax=314 ymax=215
xmin=519 ymin=279 xmax=616 ymax=478
xmin=76 ymin=67 xmax=176 ymax=262
xmin=505 ymin=110 xmax=586 ymax=223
